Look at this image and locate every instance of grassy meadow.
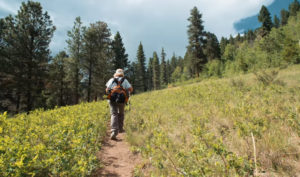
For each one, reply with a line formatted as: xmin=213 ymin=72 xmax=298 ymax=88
xmin=1 ymin=65 xmax=299 ymax=177
xmin=125 ymin=64 xmax=300 ymax=176
xmin=0 ymin=101 xmax=108 ymax=177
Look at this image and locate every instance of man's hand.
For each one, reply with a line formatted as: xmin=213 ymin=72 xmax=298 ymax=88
xmin=105 ymin=88 xmax=110 ymax=94
xmin=128 ymin=87 xmax=133 ymax=93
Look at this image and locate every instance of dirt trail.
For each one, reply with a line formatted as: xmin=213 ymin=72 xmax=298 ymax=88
xmin=94 ymin=132 xmax=141 ymax=177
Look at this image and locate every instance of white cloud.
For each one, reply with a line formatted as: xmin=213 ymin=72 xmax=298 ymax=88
xmin=0 ymin=0 xmax=275 ymax=59
xmin=0 ymin=0 xmax=18 ymax=14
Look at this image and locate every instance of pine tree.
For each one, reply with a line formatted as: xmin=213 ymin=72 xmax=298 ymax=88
xmin=126 ymin=61 xmax=136 ymax=91
xmin=166 ymin=60 xmax=171 ymax=84
xmin=289 ymin=0 xmax=300 ymax=16
xmin=280 ymin=9 xmax=290 ymax=26
xmin=187 ymin=7 xmax=206 ymax=77
xmin=112 ymin=31 xmax=129 ymax=70
xmin=147 ymin=57 xmax=154 ymax=90
xmin=236 ymin=33 xmax=242 ymax=43
xmin=229 ymin=35 xmax=235 ymax=45
xmin=220 ymin=37 xmax=228 ymax=56
xmin=135 ymin=42 xmax=147 ymax=92
xmin=160 ymin=48 xmax=168 ymax=85
xmin=170 ymin=53 xmax=178 ymax=73
xmin=152 ymin=52 xmax=160 ymax=90
xmin=67 ymin=17 xmax=83 ymax=104
xmin=177 ymin=56 xmax=185 ymax=71
xmin=258 ymin=5 xmax=273 ymax=36
xmin=47 ymin=51 xmax=69 ymax=107
xmin=245 ymin=30 xmax=256 ymax=42
xmin=0 ymin=18 xmax=5 ymax=111
xmin=82 ymin=21 xmax=111 ymax=102
xmin=0 ymin=1 xmax=55 ymax=112
xmin=204 ymin=32 xmax=221 ymax=61
xmin=0 ymin=16 xmax=17 ymax=112
xmin=273 ymin=15 xmax=280 ymax=28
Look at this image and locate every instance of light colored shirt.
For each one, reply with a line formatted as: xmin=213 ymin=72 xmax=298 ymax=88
xmin=106 ymin=77 xmax=132 ymax=90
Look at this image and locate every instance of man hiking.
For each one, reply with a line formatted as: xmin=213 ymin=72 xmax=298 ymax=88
xmin=106 ymin=69 xmax=133 ymax=140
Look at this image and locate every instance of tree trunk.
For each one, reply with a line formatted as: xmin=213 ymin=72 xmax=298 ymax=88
xmin=60 ymin=76 xmax=63 ymax=106
xmin=26 ymin=66 xmax=32 ymax=113
xmin=87 ymin=60 xmax=92 ymax=102
xmin=75 ymin=66 xmax=79 ymax=104
xmin=16 ymin=90 xmax=21 ymax=113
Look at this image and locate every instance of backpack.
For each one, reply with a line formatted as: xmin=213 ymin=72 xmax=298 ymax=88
xmin=107 ymin=77 xmax=128 ymax=103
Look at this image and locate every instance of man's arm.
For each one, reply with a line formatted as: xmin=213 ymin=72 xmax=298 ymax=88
xmin=106 ymin=87 xmax=110 ymax=94
xmin=128 ymin=87 xmax=133 ymax=93
xmin=123 ymin=79 xmax=133 ymax=93
xmin=105 ymin=78 xmax=113 ymax=94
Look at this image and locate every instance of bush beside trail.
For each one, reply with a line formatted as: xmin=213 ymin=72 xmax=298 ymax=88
xmin=0 ymin=101 xmax=108 ymax=177
xmin=126 ymin=65 xmax=300 ymax=176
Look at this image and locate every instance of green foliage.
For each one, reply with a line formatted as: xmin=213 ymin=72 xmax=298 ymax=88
xmin=0 ymin=1 xmax=55 ymax=113
xmin=0 ymin=101 xmax=108 ymax=176
xmin=204 ymin=32 xmax=221 ymax=61
xmin=152 ymin=52 xmax=160 ymax=90
xmin=245 ymin=30 xmax=256 ymax=42
xmin=205 ymin=59 xmax=223 ymax=77
xmin=254 ymin=70 xmax=279 ymax=86
xmin=134 ymin=42 xmax=147 ymax=92
xmin=171 ymin=66 xmax=181 ymax=82
xmin=289 ymin=0 xmax=300 ymax=16
xmin=273 ymin=15 xmax=280 ymax=28
xmin=46 ymin=51 xmax=71 ymax=108
xmin=220 ymin=12 xmax=300 ymax=77
xmin=112 ymin=31 xmax=129 ymax=70
xmin=160 ymin=48 xmax=168 ymax=86
xmin=187 ymin=7 xmax=206 ymax=77
xmin=258 ymin=5 xmax=273 ymax=36
xmin=126 ymin=65 xmax=300 ymax=176
xmin=67 ymin=17 xmax=83 ymax=104
xmin=220 ymin=37 xmax=229 ymax=56
xmin=146 ymin=58 xmax=154 ymax=90
xmin=82 ymin=21 xmax=112 ymax=102
xmin=223 ymin=44 xmax=236 ymax=62
xmin=280 ymin=9 xmax=290 ymax=26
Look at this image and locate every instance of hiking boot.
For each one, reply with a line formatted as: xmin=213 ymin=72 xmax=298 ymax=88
xmin=110 ymin=132 xmax=117 ymax=140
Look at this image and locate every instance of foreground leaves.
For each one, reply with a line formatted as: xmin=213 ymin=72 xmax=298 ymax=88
xmin=0 ymin=101 xmax=108 ymax=177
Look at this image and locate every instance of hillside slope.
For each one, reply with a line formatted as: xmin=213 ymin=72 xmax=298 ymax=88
xmin=0 ymin=102 xmax=108 ymax=177
xmin=125 ymin=65 xmax=300 ymax=176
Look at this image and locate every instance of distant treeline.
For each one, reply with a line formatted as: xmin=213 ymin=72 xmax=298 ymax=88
xmin=0 ymin=0 xmax=300 ymax=113
xmin=170 ymin=0 xmax=300 ymax=83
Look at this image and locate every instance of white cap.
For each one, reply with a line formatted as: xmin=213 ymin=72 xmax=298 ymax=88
xmin=114 ymin=69 xmax=124 ymax=77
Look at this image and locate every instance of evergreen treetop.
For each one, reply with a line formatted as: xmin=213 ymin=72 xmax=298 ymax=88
xmin=112 ymin=31 xmax=129 ymax=70
xmin=160 ymin=48 xmax=168 ymax=85
xmin=258 ymin=5 xmax=273 ymax=36
xmin=135 ymin=42 xmax=147 ymax=92
xmin=187 ymin=6 xmax=206 ymax=77
xmin=289 ymin=0 xmax=300 ymax=16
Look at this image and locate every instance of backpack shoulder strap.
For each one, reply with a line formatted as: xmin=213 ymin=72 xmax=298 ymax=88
xmin=119 ymin=77 xmax=126 ymax=85
xmin=112 ymin=78 xmax=118 ymax=85
xmin=112 ymin=77 xmax=125 ymax=87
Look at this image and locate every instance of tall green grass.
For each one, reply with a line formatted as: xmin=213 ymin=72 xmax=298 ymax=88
xmin=125 ymin=65 xmax=300 ymax=176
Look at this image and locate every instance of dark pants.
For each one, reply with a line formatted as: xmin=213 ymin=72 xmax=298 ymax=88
xmin=109 ymin=101 xmax=125 ymax=134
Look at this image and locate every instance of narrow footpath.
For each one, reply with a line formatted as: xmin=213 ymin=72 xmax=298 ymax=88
xmin=94 ymin=132 xmax=141 ymax=177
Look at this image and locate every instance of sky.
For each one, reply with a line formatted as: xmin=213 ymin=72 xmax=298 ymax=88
xmin=0 ymin=0 xmax=290 ymax=61
xmin=234 ymin=0 xmax=294 ymax=32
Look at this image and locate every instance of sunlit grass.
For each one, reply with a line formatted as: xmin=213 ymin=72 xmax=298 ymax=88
xmin=0 ymin=101 xmax=108 ymax=177
xmin=126 ymin=64 xmax=300 ymax=176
